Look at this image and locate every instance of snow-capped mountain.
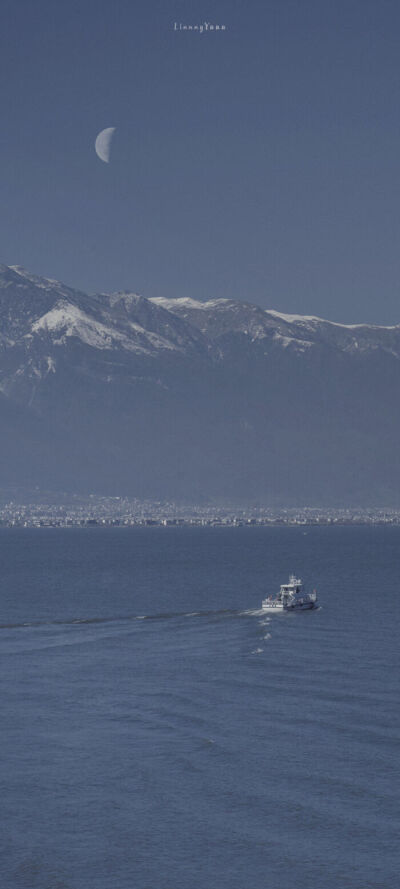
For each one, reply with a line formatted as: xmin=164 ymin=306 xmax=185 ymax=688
xmin=151 ymin=296 xmax=400 ymax=357
xmin=1 ymin=264 xmax=400 ymax=505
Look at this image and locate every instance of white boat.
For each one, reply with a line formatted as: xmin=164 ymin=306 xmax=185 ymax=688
xmin=262 ymin=575 xmax=318 ymax=612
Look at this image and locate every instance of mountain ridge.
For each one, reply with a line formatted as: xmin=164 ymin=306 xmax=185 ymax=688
xmin=1 ymin=263 xmax=400 ymax=506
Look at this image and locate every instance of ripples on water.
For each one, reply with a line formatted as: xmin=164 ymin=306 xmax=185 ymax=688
xmin=0 ymin=526 xmax=398 ymax=889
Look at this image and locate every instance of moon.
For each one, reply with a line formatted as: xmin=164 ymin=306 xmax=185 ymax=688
xmin=95 ymin=127 xmax=116 ymax=164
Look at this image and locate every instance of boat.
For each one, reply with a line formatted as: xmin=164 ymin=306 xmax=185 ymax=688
xmin=261 ymin=575 xmax=318 ymax=612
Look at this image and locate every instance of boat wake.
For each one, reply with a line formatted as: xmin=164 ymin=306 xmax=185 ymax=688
xmin=0 ymin=600 xmax=320 ymax=633
xmin=0 ymin=607 xmax=256 ymax=632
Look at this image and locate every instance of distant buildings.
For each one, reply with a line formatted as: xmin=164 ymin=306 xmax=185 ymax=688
xmin=0 ymin=495 xmax=400 ymax=528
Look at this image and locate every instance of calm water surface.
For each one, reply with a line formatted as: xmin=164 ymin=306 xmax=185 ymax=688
xmin=0 ymin=526 xmax=399 ymax=889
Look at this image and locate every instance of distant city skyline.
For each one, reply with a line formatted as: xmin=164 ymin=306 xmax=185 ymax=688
xmin=1 ymin=0 xmax=400 ymax=324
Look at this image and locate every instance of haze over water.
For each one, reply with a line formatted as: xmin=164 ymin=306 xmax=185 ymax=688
xmin=1 ymin=526 xmax=398 ymax=889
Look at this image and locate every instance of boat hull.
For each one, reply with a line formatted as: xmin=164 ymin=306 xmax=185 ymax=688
xmin=261 ymin=600 xmax=317 ymax=612
xmin=261 ymin=603 xmax=285 ymax=612
xmin=285 ymin=600 xmax=317 ymax=611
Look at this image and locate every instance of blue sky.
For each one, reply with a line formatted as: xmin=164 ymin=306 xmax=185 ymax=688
xmin=1 ymin=0 xmax=400 ymax=323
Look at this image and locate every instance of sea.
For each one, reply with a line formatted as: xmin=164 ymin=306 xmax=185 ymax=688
xmin=0 ymin=525 xmax=398 ymax=889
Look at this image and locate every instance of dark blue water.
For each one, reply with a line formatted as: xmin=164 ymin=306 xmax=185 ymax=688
xmin=0 ymin=526 xmax=399 ymax=889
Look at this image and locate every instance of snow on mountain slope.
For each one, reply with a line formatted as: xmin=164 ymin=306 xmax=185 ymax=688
xmin=0 ymin=268 xmax=206 ymax=359
xmin=267 ymin=308 xmax=398 ymax=330
xmin=264 ymin=310 xmax=400 ymax=356
xmin=98 ymin=292 xmax=207 ymax=353
xmin=30 ymin=300 xmax=180 ymax=354
xmin=151 ymin=296 xmax=400 ymax=357
xmin=151 ymin=297 xmax=280 ymax=343
xmin=8 ymin=265 xmax=87 ymax=301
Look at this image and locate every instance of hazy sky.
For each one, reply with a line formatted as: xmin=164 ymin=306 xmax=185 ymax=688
xmin=1 ymin=0 xmax=400 ymax=323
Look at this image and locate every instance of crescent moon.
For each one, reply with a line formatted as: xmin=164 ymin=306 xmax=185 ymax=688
xmin=95 ymin=127 xmax=116 ymax=163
